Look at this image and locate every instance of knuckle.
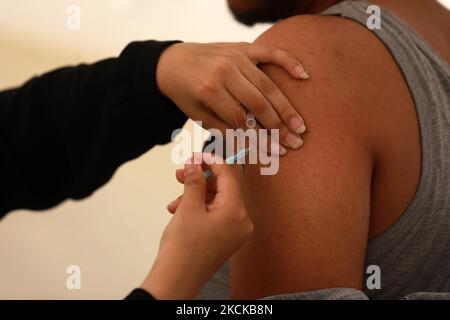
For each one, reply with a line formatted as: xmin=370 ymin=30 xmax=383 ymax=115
xmin=185 ymin=174 xmax=205 ymax=187
xmin=236 ymin=207 xmax=249 ymax=222
xmin=233 ymin=209 xmax=253 ymax=237
xmin=258 ymin=77 xmax=276 ymax=94
xmin=270 ymin=118 xmax=284 ymax=131
xmin=278 ymin=105 xmax=294 ymax=120
xmin=242 ymin=219 xmax=254 ymax=237
xmin=258 ymin=46 xmax=272 ymax=57
xmin=233 ymin=107 xmax=248 ymax=128
xmin=250 ymin=100 xmax=269 ymax=115
xmin=235 ymin=41 xmax=248 ymax=47
xmin=224 ymin=46 xmax=244 ymax=59
xmin=197 ymin=79 xmax=220 ymax=95
xmin=279 ymin=127 xmax=290 ymax=141
xmin=274 ymin=48 xmax=288 ymax=59
xmin=214 ymin=58 xmax=234 ymax=73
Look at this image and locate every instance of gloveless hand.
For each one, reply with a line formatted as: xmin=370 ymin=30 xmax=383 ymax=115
xmin=156 ymin=42 xmax=309 ymax=154
xmin=141 ymin=153 xmax=252 ymax=300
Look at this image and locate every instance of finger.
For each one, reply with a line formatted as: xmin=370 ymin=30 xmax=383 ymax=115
xmin=227 ymin=65 xmax=305 ymax=149
xmin=201 ymin=153 xmax=243 ymax=201
xmin=203 ymin=88 xmax=287 ymax=156
xmin=167 ymin=196 xmax=182 ymax=214
xmin=168 ymin=189 xmax=216 ymax=214
xmin=225 ymin=67 xmax=280 ymax=128
xmin=176 ymin=168 xmax=218 ymax=193
xmin=240 ymin=57 xmax=307 ymax=135
xmin=178 ymin=160 xmax=207 ymax=212
xmin=202 ymin=85 xmax=246 ymax=129
xmin=246 ymin=44 xmax=309 ymax=80
xmin=178 ymin=103 xmax=267 ymax=159
xmin=181 ymin=101 xmax=230 ymax=135
xmin=175 ymin=169 xmax=185 ymax=184
xmin=196 ymin=82 xmax=287 ymax=155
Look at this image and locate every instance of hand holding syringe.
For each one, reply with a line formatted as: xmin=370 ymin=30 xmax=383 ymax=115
xmin=141 ymin=153 xmax=253 ymax=299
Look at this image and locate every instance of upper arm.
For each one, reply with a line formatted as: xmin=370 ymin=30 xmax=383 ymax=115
xmin=229 ymin=15 xmax=393 ymax=299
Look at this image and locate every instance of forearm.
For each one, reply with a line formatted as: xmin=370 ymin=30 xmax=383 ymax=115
xmin=125 ymin=288 xmax=157 ymax=300
xmin=0 ymin=40 xmax=187 ymax=217
xmin=139 ymin=245 xmax=214 ymax=300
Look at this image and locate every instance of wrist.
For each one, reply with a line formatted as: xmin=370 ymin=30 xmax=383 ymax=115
xmin=141 ymin=247 xmax=203 ymax=300
xmin=155 ymin=42 xmax=184 ymax=100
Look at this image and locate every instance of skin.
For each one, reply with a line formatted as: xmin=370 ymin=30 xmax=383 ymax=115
xmin=227 ymin=0 xmax=450 ymax=61
xmin=135 ymin=7 xmax=316 ymax=300
xmin=227 ymin=0 xmax=340 ymax=25
xmin=157 ymin=42 xmax=311 ymax=153
xmin=141 ymin=154 xmax=253 ymax=300
xmin=138 ymin=0 xmax=449 ymax=300
xmin=226 ymin=0 xmax=449 ymax=299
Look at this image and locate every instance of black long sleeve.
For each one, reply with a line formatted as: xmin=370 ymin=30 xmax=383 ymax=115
xmin=0 ymin=40 xmax=187 ymax=218
xmin=125 ymin=288 xmax=156 ymax=300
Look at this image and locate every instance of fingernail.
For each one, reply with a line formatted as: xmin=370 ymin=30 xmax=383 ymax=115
xmin=295 ymin=65 xmax=310 ymax=80
xmin=300 ymin=72 xmax=310 ymax=80
xmin=285 ymin=133 xmax=304 ymax=149
xmin=270 ymin=140 xmax=287 ymax=156
xmin=298 ymin=125 xmax=307 ymax=134
xmin=290 ymin=116 xmax=307 ymax=134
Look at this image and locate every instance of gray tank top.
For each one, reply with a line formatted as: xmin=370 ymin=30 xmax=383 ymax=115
xmin=197 ymin=0 xmax=450 ymax=300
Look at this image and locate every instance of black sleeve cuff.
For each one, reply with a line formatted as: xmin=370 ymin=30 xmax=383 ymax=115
xmin=125 ymin=288 xmax=157 ymax=300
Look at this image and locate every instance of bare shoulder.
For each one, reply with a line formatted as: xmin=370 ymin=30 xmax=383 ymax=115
xmin=255 ymin=14 xmax=416 ymax=157
xmin=229 ymin=15 xmax=419 ymax=299
xmin=256 ymin=14 xmax=390 ymax=75
xmin=256 ymin=14 xmax=383 ymax=71
xmin=256 ymin=14 xmax=421 ymax=237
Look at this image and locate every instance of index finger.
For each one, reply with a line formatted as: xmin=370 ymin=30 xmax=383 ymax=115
xmin=246 ymin=44 xmax=309 ymax=80
xmin=201 ymin=153 xmax=243 ymax=199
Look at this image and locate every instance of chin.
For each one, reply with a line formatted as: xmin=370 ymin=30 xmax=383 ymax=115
xmin=227 ymin=0 xmax=304 ymax=26
xmin=227 ymin=0 xmax=265 ymax=14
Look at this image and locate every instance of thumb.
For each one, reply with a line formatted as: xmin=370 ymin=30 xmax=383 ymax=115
xmin=179 ymin=161 xmax=207 ymax=212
